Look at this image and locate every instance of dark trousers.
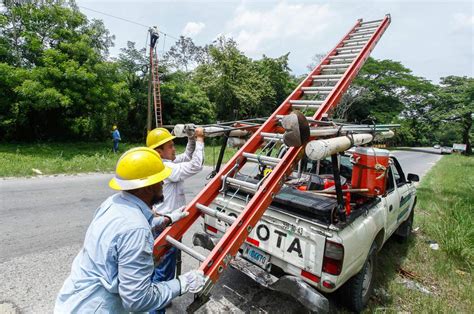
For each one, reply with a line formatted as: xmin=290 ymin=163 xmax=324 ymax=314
xmin=113 ymin=139 xmax=119 ymax=153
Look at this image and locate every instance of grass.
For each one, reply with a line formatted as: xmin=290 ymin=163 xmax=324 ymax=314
xmin=0 ymin=142 xmax=237 ymax=177
xmin=365 ymin=154 xmax=473 ymax=313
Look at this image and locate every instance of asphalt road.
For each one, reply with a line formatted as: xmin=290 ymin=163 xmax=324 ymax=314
xmin=0 ymin=148 xmax=442 ymax=313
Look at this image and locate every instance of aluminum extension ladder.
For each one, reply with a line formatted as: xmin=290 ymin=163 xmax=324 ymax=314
xmin=153 ymin=15 xmax=391 ymax=309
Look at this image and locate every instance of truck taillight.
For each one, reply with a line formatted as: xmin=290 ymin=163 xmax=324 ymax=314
xmin=323 ymin=241 xmax=344 ymax=276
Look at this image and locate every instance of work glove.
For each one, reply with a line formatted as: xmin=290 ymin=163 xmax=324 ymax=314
xmin=178 ymin=270 xmax=206 ymax=294
xmin=184 ymin=124 xmax=196 ymax=138
xmin=164 ymin=206 xmax=189 ymax=224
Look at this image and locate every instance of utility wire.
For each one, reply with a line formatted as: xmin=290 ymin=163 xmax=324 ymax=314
xmin=78 ymin=5 xmax=180 ymax=41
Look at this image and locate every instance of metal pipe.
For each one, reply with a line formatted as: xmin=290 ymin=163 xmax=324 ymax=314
xmin=306 ymin=133 xmax=374 ymax=160
xmin=196 ymin=203 xmax=236 ymax=225
xmin=166 ymin=236 xmax=206 ymax=262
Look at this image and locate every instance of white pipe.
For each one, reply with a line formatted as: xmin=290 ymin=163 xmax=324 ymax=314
xmin=305 ymin=133 xmax=374 ymax=160
xmin=173 ymin=124 xmax=249 ymax=138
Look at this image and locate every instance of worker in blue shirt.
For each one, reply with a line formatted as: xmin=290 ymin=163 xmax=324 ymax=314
xmin=54 ymin=147 xmax=206 ymax=313
xmin=112 ymin=125 xmax=121 ymax=153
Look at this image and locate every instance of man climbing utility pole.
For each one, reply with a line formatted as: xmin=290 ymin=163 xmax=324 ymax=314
xmin=148 ymin=26 xmax=163 ymax=132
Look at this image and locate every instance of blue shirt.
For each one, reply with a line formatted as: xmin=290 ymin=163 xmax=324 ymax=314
xmin=54 ymin=192 xmax=181 ymax=313
xmin=112 ymin=130 xmax=121 ymax=141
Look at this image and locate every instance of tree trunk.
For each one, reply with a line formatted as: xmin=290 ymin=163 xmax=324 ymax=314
xmin=462 ymin=112 xmax=472 ymax=155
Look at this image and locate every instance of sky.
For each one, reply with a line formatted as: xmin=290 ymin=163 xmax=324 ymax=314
xmin=76 ymin=0 xmax=474 ymax=83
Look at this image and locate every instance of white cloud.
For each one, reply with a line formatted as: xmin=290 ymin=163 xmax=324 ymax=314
xmin=226 ymin=2 xmax=334 ymax=54
xmin=452 ymin=13 xmax=474 ymax=29
xmin=182 ymin=22 xmax=205 ymax=37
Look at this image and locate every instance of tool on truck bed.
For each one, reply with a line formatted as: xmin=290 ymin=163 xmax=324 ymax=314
xmin=153 ymin=15 xmax=392 ymax=311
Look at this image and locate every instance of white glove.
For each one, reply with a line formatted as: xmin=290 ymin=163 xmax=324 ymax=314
xmin=184 ymin=124 xmax=196 ymax=138
xmin=178 ymin=270 xmax=206 ymax=294
xmin=164 ymin=206 xmax=189 ymax=224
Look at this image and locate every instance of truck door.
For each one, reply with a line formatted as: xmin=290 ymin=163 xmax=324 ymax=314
xmin=391 ymin=157 xmax=412 ymax=224
xmin=384 ymin=161 xmax=400 ymax=235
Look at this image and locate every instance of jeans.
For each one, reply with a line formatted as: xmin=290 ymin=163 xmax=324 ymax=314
xmin=113 ymin=139 xmax=119 ymax=153
xmin=149 ymin=247 xmax=177 ymax=314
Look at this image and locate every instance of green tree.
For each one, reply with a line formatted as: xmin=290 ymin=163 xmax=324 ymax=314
xmin=432 ymin=76 xmax=473 ymax=154
xmin=116 ymin=41 xmax=149 ymax=140
xmin=0 ymin=1 xmax=129 ymax=141
xmin=163 ymin=36 xmax=202 ymax=72
xmin=161 ymin=71 xmax=215 ymax=125
xmin=193 ymin=37 xmax=295 ymax=121
xmin=332 ymin=58 xmax=436 ymax=146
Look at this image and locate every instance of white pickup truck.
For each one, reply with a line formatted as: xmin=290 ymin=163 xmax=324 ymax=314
xmin=193 ymin=152 xmax=419 ymax=312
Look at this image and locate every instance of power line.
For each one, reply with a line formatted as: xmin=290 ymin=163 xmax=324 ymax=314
xmin=78 ymin=5 xmax=180 ymax=41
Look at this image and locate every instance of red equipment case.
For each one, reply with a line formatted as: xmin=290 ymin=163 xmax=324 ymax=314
xmin=351 ymin=147 xmax=390 ymax=197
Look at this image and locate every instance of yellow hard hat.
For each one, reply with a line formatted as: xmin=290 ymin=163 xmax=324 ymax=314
xmin=109 ymin=147 xmax=172 ymax=191
xmin=112 ymin=125 xmax=117 ymax=130
xmin=146 ymin=128 xmax=176 ymax=150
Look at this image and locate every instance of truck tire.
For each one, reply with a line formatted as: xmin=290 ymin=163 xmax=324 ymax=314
xmin=342 ymin=242 xmax=377 ymax=312
xmin=395 ymin=203 xmax=415 ymax=243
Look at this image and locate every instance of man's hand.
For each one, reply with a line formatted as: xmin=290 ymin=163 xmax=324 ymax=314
xmin=194 ymin=127 xmax=204 ymax=142
xmin=178 ymin=270 xmax=206 ymax=294
xmin=164 ymin=206 xmax=189 ymax=224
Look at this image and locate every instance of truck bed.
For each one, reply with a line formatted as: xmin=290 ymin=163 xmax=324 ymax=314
xmin=227 ymin=174 xmax=380 ymax=228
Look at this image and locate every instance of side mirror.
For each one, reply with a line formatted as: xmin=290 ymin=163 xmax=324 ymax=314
xmin=407 ymin=173 xmax=419 ymax=182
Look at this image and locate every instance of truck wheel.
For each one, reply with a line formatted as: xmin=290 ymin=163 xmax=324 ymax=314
xmin=343 ymin=242 xmax=377 ymax=312
xmin=395 ymin=204 xmax=414 ymax=243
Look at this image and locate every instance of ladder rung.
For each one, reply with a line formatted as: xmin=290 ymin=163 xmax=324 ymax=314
xmin=329 ymin=53 xmax=357 ymax=59
xmin=261 ymin=132 xmax=284 ymax=142
xmin=337 ymin=46 xmax=363 ymax=52
xmin=243 ymin=152 xmax=281 ymax=167
xmin=350 ymin=30 xmax=374 ymax=36
xmin=360 ymin=18 xmax=383 ymax=25
xmin=355 ymin=25 xmax=378 ymax=31
xmin=344 ymin=38 xmax=369 ymax=44
xmin=290 ymin=99 xmax=324 ymax=106
xmin=311 ymin=78 xmax=339 ymax=83
xmin=292 ymin=104 xmax=321 ymax=110
xmin=302 ymin=86 xmax=333 ymax=91
xmin=321 ymin=63 xmax=351 ymax=69
xmin=302 ymin=90 xmax=330 ymax=95
xmin=224 ymin=177 xmax=259 ymax=193
xmin=196 ymin=203 xmax=236 ymax=225
xmin=342 ymin=43 xmax=366 ymax=49
xmin=312 ymin=74 xmax=342 ymax=79
xmin=166 ymin=235 xmax=206 ymax=262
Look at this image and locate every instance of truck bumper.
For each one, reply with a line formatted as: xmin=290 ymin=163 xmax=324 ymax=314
xmin=193 ymin=232 xmax=329 ymax=313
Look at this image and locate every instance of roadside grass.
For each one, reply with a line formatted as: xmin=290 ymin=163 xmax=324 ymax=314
xmin=366 ymin=154 xmax=473 ymax=312
xmin=0 ymin=142 xmax=237 ymax=177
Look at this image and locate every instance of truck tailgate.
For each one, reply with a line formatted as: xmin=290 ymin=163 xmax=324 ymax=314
xmin=204 ymin=195 xmax=327 ymax=278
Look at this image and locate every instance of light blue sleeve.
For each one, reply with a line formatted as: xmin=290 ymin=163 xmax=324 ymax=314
xmin=117 ymin=228 xmax=181 ymax=312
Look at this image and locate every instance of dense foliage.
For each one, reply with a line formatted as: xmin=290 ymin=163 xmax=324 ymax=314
xmin=0 ymin=1 xmax=472 ymax=152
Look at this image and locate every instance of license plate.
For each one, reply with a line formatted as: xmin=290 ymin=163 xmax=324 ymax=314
xmin=243 ymin=244 xmax=271 ymax=270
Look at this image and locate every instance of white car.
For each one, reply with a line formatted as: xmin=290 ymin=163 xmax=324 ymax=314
xmin=441 ymin=146 xmax=453 ymax=154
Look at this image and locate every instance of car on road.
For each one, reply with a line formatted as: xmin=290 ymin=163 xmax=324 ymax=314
xmin=433 ymin=144 xmax=440 ymax=149
xmin=440 ymin=146 xmax=453 ymax=154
